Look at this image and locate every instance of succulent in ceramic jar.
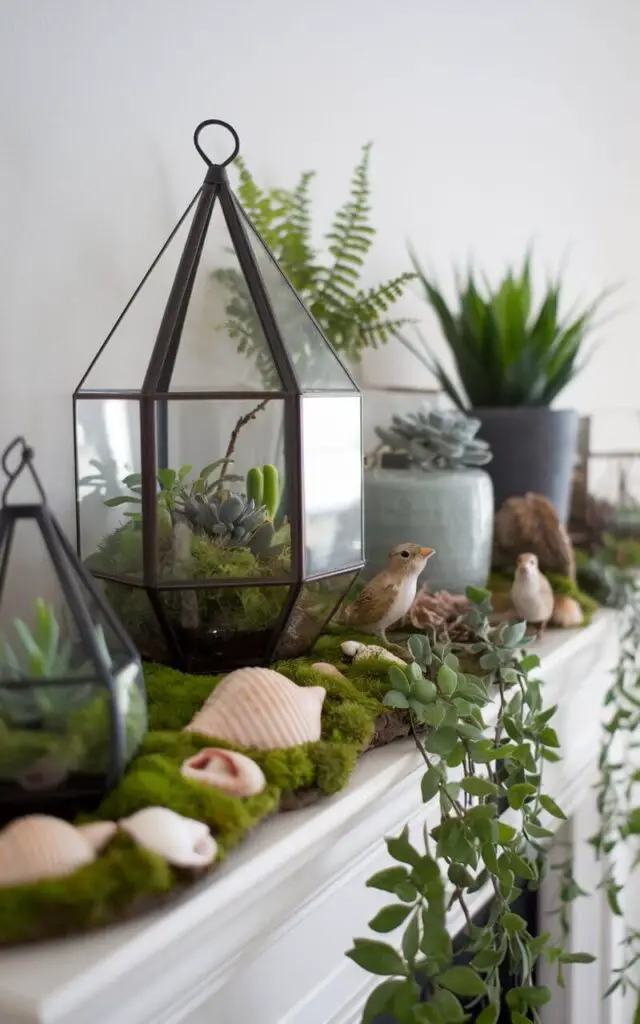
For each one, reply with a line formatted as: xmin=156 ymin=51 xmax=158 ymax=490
xmin=375 ymin=407 xmax=492 ymax=471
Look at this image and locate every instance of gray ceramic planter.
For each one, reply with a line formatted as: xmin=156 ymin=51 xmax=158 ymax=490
xmin=364 ymin=467 xmax=494 ymax=593
xmin=474 ymin=408 xmax=578 ymax=523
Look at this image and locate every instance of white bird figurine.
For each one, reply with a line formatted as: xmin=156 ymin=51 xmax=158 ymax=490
xmin=339 ymin=543 xmax=435 ymax=643
xmin=510 ymin=552 xmax=555 ymax=629
xmin=510 ymin=551 xmax=583 ymax=632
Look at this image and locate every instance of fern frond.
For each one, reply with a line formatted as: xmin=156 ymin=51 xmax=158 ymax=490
xmin=319 ymin=143 xmax=375 ymax=302
xmin=216 ymin=143 xmax=414 ymax=365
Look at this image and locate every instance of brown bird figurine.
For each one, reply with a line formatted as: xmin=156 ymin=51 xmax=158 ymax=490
xmin=340 ymin=543 xmax=435 ymax=643
xmin=510 ymin=552 xmax=554 ymax=630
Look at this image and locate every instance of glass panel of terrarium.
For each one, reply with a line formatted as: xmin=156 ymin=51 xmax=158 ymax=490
xmin=79 ymin=193 xmax=199 ymax=392
xmin=69 ymin=567 xmax=147 ymax=765
xmin=168 ymin=200 xmax=283 ymax=392
xmin=156 ymin=397 xmax=292 ymax=581
xmin=274 ymin=570 xmax=359 ymax=660
xmin=76 ymin=397 xmax=143 ymax=581
xmin=156 ymin=582 xmax=291 ymax=674
xmin=236 ymin=202 xmax=357 ymax=392
xmin=0 ymin=519 xmax=113 ymax=793
xmin=302 ymin=395 xmax=363 ymax=575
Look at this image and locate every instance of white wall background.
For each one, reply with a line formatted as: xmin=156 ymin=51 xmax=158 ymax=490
xmin=0 ymin=0 xmax=639 ymax=588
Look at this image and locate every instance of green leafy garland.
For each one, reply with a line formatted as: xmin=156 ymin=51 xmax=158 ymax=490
xmin=347 ymin=588 xmax=594 ymax=1024
xmin=221 ymin=144 xmax=415 ymax=364
xmin=587 ymin=550 xmax=640 ymax=1010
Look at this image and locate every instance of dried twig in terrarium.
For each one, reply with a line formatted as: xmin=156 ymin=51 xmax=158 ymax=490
xmin=217 ymin=398 xmax=270 ymax=490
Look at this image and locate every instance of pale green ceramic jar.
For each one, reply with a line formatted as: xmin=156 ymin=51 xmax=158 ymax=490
xmin=363 ymin=466 xmax=494 ymax=593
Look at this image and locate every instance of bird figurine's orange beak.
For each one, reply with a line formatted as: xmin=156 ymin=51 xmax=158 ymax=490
xmin=420 ymin=547 xmax=435 ymax=559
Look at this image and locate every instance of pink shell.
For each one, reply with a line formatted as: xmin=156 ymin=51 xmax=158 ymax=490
xmin=181 ymin=748 xmax=266 ymax=797
xmin=184 ymin=667 xmax=325 ymax=750
xmin=0 ymin=815 xmax=101 ymax=887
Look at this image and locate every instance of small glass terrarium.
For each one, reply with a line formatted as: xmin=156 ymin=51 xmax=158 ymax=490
xmin=0 ymin=439 xmax=147 ymax=822
xmin=74 ymin=119 xmax=364 ymax=673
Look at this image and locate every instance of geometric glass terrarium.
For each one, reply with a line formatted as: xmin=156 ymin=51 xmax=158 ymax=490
xmin=0 ymin=438 xmax=147 ymax=822
xmin=74 ymin=119 xmax=364 ymax=673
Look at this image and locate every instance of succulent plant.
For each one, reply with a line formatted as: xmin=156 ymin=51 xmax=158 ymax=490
xmin=0 ymin=599 xmax=114 ymax=728
xmin=375 ymin=407 xmax=492 ymax=471
xmin=178 ymin=491 xmax=270 ymax=549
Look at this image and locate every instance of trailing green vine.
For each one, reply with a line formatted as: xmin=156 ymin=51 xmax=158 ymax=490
xmin=587 ymin=546 xmax=640 ymax=1010
xmin=216 ymin=144 xmax=414 ymax=367
xmin=346 ymin=587 xmax=594 ymax=1023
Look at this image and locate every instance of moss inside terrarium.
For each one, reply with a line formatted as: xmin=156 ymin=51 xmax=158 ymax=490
xmin=90 ymin=518 xmax=293 ymax=669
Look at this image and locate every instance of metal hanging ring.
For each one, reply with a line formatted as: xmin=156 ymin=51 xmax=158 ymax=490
xmin=193 ymin=119 xmax=240 ymax=168
xmin=1 ymin=436 xmax=46 ymax=506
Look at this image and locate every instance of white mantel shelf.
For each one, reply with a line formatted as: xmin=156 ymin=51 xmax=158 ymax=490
xmin=0 ymin=611 xmax=628 ymax=1024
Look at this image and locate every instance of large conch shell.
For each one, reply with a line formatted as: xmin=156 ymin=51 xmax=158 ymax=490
xmin=119 ymin=807 xmax=217 ymax=869
xmin=181 ymin=747 xmax=266 ymax=797
xmin=0 ymin=815 xmax=117 ymax=887
xmin=184 ymin=667 xmax=325 ymax=750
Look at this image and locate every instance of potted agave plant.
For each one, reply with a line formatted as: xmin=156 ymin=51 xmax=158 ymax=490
xmin=365 ymin=407 xmax=494 ymax=593
xmin=399 ymin=254 xmax=613 ymax=522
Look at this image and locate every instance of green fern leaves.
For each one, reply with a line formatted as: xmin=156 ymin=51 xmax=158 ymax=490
xmin=229 ymin=144 xmax=414 ymax=362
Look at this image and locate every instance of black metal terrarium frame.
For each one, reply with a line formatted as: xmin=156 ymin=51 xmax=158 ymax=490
xmin=0 ymin=438 xmax=146 ymax=818
xmin=73 ymin=119 xmax=365 ymax=672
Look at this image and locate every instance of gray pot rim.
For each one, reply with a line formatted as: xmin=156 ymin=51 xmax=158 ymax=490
xmin=472 ymin=406 xmax=577 ymax=417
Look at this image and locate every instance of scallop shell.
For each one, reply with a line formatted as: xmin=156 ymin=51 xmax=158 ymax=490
xmin=0 ymin=815 xmax=101 ymax=887
xmin=311 ymin=661 xmax=348 ymax=681
xmin=181 ymin=748 xmax=266 ymax=797
xmin=184 ymin=667 xmax=325 ymax=750
xmin=119 ymin=807 xmax=217 ymax=869
xmin=341 ymin=641 xmax=407 ymax=665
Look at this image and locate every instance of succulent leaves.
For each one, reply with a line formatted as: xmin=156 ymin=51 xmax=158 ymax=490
xmin=376 ymin=407 xmax=492 ymax=471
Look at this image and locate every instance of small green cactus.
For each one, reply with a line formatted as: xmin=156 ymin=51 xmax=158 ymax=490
xmin=246 ymin=466 xmax=264 ymax=508
xmin=262 ymin=464 xmax=280 ymax=519
xmin=376 ymin=407 xmax=492 ymax=471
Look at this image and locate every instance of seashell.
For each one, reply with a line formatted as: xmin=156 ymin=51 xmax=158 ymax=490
xmin=311 ymin=661 xmax=348 ymax=681
xmin=77 ymin=820 xmax=118 ymax=852
xmin=0 ymin=815 xmax=102 ymax=887
xmin=119 ymin=807 xmax=217 ymax=869
xmin=184 ymin=667 xmax=325 ymax=750
xmin=181 ymin=748 xmax=266 ymax=797
xmin=341 ymin=641 xmax=407 ymax=665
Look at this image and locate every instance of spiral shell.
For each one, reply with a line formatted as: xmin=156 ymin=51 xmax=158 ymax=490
xmin=119 ymin=807 xmax=217 ymax=869
xmin=184 ymin=667 xmax=325 ymax=750
xmin=341 ymin=641 xmax=407 ymax=665
xmin=0 ymin=815 xmax=115 ymax=887
xmin=181 ymin=748 xmax=266 ymax=797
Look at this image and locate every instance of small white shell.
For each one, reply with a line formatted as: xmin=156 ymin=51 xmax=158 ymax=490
xmin=341 ymin=641 xmax=360 ymax=657
xmin=119 ymin=807 xmax=217 ymax=869
xmin=181 ymin=748 xmax=266 ymax=797
xmin=184 ymin=667 xmax=325 ymax=750
xmin=0 ymin=815 xmax=100 ymax=887
xmin=311 ymin=662 xmax=348 ymax=681
xmin=341 ymin=641 xmax=407 ymax=665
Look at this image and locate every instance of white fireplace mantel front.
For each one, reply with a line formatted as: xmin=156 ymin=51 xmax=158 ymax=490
xmin=0 ymin=611 xmax=635 ymax=1024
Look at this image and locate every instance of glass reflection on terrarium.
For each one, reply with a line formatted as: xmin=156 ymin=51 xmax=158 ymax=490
xmin=0 ymin=518 xmax=146 ymax=816
xmin=302 ymin=395 xmax=363 ymax=575
xmin=275 ymin=570 xmax=360 ymax=660
xmin=76 ymin=398 xmax=143 ymax=578
xmin=238 ymin=203 xmax=354 ymax=391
